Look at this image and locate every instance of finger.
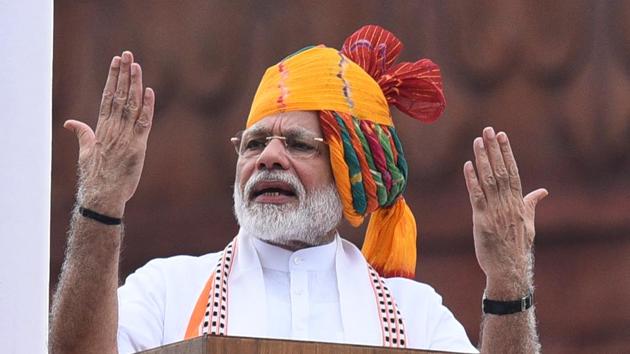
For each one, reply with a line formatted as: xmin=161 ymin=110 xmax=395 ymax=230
xmin=110 ymin=51 xmax=134 ymax=120
xmin=64 ymin=119 xmax=95 ymax=149
xmin=497 ymin=132 xmax=523 ymax=200
xmin=524 ymin=188 xmax=548 ymax=209
xmin=482 ymin=127 xmax=510 ymax=197
xmin=463 ymin=160 xmax=487 ymax=210
xmin=97 ymin=56 xmax=121 ymax=120
xmin=135 ymin=87 xmax=155 ymax=139
xmin=473 ymin=137 xmax=499 ymax=204
xmin=122 ymin=63 xmax=143 ymax=121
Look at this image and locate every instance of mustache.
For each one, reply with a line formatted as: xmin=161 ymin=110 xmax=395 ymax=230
xmin=243 ymin=170 xmax=305 ymax=201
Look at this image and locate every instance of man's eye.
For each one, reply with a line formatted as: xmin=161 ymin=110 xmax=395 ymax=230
xmin=288 ymin=139 xmax=316 ymax=152
xmin=244 ymin=138 xmax=266 ymax=150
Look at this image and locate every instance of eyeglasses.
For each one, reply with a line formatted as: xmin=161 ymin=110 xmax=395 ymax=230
xmin=230 ymin=130 xmax=326 ymax=159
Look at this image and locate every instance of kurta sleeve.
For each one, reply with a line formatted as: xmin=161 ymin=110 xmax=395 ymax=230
xmin=385 ymin=277 xmax=479 ymax=353
xmin=117 ymin=259 xmax=167 ymax=354
xmin=425 ymin=293 xmax=479 ymax=353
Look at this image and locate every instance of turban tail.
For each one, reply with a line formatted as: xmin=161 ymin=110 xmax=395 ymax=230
xmin=247 ymin=25 xmax=446 ymax=278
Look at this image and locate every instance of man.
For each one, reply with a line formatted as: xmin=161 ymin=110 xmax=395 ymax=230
xmin=50 ymin=26 xmax=547 ymax=353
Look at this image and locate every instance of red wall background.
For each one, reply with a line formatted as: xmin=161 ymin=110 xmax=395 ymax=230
xmin=51 ymin=1 xmax=630 ymax=352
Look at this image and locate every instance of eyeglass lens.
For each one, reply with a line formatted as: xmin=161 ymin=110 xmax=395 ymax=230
xmin=233 ymin=132 xmax=322 ymax=158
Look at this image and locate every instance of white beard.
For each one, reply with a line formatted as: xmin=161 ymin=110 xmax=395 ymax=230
xmin=233 ymin=170 xmax=343 ymax=247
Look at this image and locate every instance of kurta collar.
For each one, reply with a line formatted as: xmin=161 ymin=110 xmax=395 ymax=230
xmin=252 ymin=235 xmax=337 ymax=272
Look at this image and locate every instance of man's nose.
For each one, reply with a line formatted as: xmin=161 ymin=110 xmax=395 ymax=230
xmin=256 ymin=138 xmax=290 ymax=171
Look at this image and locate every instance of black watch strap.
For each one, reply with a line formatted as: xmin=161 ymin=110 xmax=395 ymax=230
xmin=78 ymin=206 xmax=122 ymax=225
xmin=482 ymin=291 xmax=534 ymax=315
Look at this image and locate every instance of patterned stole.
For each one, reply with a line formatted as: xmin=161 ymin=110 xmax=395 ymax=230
xmin=185 ymin=238 xmax=407 ymax=348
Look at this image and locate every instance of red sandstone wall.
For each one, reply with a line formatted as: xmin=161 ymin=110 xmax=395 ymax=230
xmin=51 ymin=1 xmax=630 ymax=352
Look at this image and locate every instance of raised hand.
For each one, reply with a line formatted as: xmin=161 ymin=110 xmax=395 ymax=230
xmin=64 ymin=51 xmax=154 ymax=218
xmin=463 ymin=127 xmax=548 ymax=298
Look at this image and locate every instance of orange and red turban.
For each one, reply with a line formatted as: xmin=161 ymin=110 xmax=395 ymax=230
xmin=247 ymin=25 xmax=446 ymax=278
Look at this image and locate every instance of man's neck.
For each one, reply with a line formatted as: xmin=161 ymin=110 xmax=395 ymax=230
xmin=261 ymin=229 xmax=337 ymax=251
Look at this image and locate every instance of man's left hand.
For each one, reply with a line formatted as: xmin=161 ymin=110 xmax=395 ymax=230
xmin=463 ymin=127 xmax=548 ymax=299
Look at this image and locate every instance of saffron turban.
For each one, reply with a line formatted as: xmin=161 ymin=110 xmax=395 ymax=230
xmin=247 ymin=25 xmax=446 ymax=278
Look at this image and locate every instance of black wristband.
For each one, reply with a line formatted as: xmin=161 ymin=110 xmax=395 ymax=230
xmin=78 ymin=206 xmax=122 ymax=225
xmin=482 ymin=291 xmax=533 ymax=315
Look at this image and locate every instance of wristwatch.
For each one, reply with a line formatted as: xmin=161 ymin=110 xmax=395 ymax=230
xmin=482 ymin=290 xmax=534 ymax=315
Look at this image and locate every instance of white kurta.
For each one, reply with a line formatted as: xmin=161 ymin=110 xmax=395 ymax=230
xmin=252 ymin=237 xmax=344 ymax=342
xmin=117 ymin=231 xmax=478 ymax=353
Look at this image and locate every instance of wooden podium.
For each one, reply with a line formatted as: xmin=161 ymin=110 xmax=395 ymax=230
xmin=138 ymin=335 xmax=464 ymax=354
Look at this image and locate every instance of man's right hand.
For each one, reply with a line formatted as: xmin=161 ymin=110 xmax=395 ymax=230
xmin=64 ymin=51 xmax=155 ymax=218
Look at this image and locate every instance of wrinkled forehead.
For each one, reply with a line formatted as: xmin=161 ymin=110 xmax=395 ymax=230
xmin=244 ymin=111 xmax=322 ymax=136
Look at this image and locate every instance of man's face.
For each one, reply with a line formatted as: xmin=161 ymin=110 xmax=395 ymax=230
xmin=233 ymin=111 xmax=342 ymax=247
xmin=235 ymin=111 xmax=334 ymax=195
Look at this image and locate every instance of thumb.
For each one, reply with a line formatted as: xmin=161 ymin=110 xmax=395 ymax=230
xmin=63 ymin=119 xmax=95 ymax=149
xmin=524 ymin=188 xmax=549 ymax=209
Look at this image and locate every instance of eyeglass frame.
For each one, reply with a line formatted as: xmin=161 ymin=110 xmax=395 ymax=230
xmin=230 ymin=129 xmax=327 ymax=159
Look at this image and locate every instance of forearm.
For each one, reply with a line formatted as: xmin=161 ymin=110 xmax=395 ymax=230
xmin=480 ymin=306 xmax=538 ymax=354
xmin=479 ymin=265 xmax=540 ymax=354
xmin=49 ymin=200 xmax=124 ymax=354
